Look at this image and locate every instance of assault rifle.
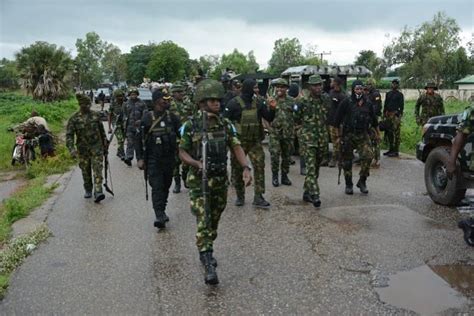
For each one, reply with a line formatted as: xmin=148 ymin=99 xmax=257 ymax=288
xmin=141 ymin=125 xmax=149 ymax=201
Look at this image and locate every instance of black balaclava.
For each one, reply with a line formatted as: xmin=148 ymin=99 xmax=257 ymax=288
xmin=288 ymin=83 xmax=299 ymax=98
xmin=241 ymin=79 xmax=256 ymax=105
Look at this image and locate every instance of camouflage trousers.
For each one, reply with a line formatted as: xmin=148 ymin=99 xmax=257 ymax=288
xmin=384 ymin=114 xmax=401 ymax=152
xmin=125 ymin=132 xmax=137 ymax=160
xmin=370 ymin=126 xmax=380 ymax=161
xmin=269 ymin=133 xmax=292 ymax=175
xmin=231 ymin=141 xmax=265 ymax=198
xmin=114 ymin=125 xmax=125 ymax=157
xmin=328 ymin=126 xmax=340 ymax=160
xmin=341 ymin=132 xmax=373 ymax=179
xmin=78 ymin=153 xmax=103 ymax=194
xmin=303 ymin=146 xmax=324 ymax=196
xmin=173 ymin=151 xmax=189 ymax=182
xmin=189 ymin=176 xmax=228 ymax=252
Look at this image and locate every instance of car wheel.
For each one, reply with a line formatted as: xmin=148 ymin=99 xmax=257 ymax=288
xmin=424 ymin=146 xmax=466 ymax=206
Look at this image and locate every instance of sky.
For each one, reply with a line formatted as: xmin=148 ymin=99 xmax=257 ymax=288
xmin=0 ymin=0 xmax=472 ymax=69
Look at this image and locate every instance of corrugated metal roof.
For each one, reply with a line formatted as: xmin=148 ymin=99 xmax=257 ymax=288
xmin=455 ymin=75 xmax=474 ymax=84
xmin=281 ymin=65 xmax=372 ymax=76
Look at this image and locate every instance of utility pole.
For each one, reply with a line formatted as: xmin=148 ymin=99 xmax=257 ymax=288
xmin=318 ymin=51 xmax=332 ymax=64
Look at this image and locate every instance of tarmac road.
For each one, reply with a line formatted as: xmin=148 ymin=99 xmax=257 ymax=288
xmin=1 ymin=124 xmax=473 ymax=314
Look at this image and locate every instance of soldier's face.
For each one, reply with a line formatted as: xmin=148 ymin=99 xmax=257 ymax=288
xmin=253 ymin=84 xmax=260 ymax=96
xmin=130 ymin=93 xmax=138 ymax=100
xmin=354 ymin=86 xmax=364 ymax=96
xmin=116 ymin=96 xmax=124 ymax=103
xmin=427 ymin=88 xmax=434 ymax=95
xmin=391 ymin=82 xmax=398 ymax=89
xmin=310 ymin=84 xmax=322 ymax=95
xmin=275 ymin=85 xmax=287 ymax=97
xmin=205 ymin=98 xmax=220 ymax=114
xmin=173 ymin=91 xmax=184 ymax=101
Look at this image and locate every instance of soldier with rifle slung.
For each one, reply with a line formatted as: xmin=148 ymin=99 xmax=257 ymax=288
xmin=108 ymin=89 xmax=127 ymax=160
xmin=179 ymin=79 xmax=252 ymax=285
xmin=136 ymin=90 xmax=180 ymax=229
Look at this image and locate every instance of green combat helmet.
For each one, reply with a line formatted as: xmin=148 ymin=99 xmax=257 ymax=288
xmin=128 ymin=87 xmax=139 ymax=96
xmin=308 ymin=75 xmax=323 ymax=85
xmin=193 ymin=79 xmax=225 ymax=103
xmin=113 ymin=89 xmax=125 ymax=97
xmin=271 ymin=78 xmax=289 ymax=87
xmin=171 ymin=83 xmax=185 ymax=93
xmin=425 ymin=82 xmax=438 ymax=90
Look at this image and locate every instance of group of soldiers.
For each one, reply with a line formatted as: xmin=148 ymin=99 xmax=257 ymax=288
xmin=65 ymin=75 xmax=446 ymax=285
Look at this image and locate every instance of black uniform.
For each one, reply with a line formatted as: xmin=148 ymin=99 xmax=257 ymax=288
xmin=136 ymin=109 xmax=181 ymax=228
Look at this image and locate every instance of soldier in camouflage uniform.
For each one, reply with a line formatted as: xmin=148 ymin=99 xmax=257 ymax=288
xmin=327 ymin=77 xmax=347 ymax=168
xmin=269 ymin=78 xmax=295 ymax=187
xmin=107 ymin=89 xmax=126 ymax=160
xmin=66 ymin=94 xmax=107 ymax=203
xmin=365 ymin=78 xmax=382 ymax=167
xmin=224 ymin=78 xmax=276 ymax=208
xmin=334 ymin=80 xmax=380 ymax=195
xmin=293 ymin=75 xmax=330 ymax=208
xmin=383 ymin=79 xmax=404 ymax=157
xmin=415 ymin=82 xmax=445 ymax=127
xmin=179 ymin=79 xmax=252 ymax=285
xmin=170 ymin=83 xmax=195 ymax=193
xmin=124 ymin=88 xmax=147 ymax=166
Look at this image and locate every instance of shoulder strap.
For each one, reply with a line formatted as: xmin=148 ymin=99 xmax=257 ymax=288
xmin=147 ymin=112 xmax=167 ymax=136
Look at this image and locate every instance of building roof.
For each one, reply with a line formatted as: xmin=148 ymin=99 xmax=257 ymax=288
xmin=233 ymin=73 xmax=276 ymax=81
xmin=281 ymin=65 xmax=372 ymax=77
xmin=455 ymin=75 xmax=474 ymax=84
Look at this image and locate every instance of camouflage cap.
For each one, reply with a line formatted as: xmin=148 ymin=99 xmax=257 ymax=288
xmin=171 ymin=83 xmax=185 ymax=93
xmin=271 ymin=78 xmax=289 ymax=87
xmin=76 ymin=93 xmax=90 ymax=106
xmin=128 ymin=87 xmax=139 ymax=96
xmin=366 ymin=78 xmax=376 ymax=85
xmin=113 ymin=89 xmax=125 ymax=97
xmin=425 ymin=82 xmax=438 ymax=90
xmin=308 ymin=75 xmax=323 ymax=85
xmin=193 ymin=79 xmax=225 ymax=103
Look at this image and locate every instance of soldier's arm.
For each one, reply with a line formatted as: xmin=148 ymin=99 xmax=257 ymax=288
xmin=399 ymin=92 xmax=404 ymax=116
xmin=65 ymin=117 xmax=75 ymax=153
xmin=135 ymin=112 xmax=151 ymax=161
xmin=258 ymin=99 xmax=276 ymax=122
xmin=414 ymin=96 xmax=422 ymax=118
xmin=178 ymin=122 xmax=201 ymax=169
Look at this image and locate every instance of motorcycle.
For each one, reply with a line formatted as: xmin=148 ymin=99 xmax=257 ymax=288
xmin=457 ymin=205 xmax=474 ymax=247
xmin=11 ymin=133 xmax=37 ymax=166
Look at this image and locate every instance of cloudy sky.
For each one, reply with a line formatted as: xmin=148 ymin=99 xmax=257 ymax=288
xmin=1 ymin=0 xmax=472 ymax=68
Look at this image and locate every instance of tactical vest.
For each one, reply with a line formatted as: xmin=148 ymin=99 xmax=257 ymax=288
xmin=147 ymin=110 xmax=176 ymax=157
xmin=191 ymin=116 xmax=228 ymax=177
xmin=235 ymin=96 xmax=262 ymax=142
xmin=349 ymin=100 xmax=371 ymax=133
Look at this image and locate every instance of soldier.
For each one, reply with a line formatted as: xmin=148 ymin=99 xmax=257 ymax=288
xmin=269 ymin=78 xmax=295 ymax=187
xmin=170 ymin=83 xmax=195 ymax=193
xmin=224 ymin=78 xmax=276 ymax=208
xmin=327 ymin=77 xmax=347 ymax=168
xmin=107 ymin=89 xmax=126 ymax=160
xmin=179 ymin=79 xmax=252 ymax=285
xmin=383 ymin=79 xmax=405 ymax=158
xmin=293 ymin=75 xmax=330 ymax=207
xmin=415 ymin=82 xmax=445 ymax=127
xmin=124 ymin=88 xmax=147 ymax=166
xmin=221 ymin=79 xmax=242 ymax=113
xmin=66 ymin=94 xmax=107 ymax=203
xmin=136 ymin=90 xmax=180 ymax=229
xmin=334 ymin=80 xmax=380 ymax=195
xmin=365 ymin=78 xmax=382 ymax=167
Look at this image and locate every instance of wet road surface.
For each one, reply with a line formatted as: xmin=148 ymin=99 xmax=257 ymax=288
xmin=1 ymin=133 xmax=473 ymax=314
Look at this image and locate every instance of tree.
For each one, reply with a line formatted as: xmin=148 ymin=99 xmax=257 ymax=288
xmin=102 ymin=43 xmax=127 ymax=83
xmin=302 ymin=44 xmax=327 ymax=66
xmin=16 ymin=41 xmax=73 ymax=102
xmin=146 ymin=41 xmax=189 ymax=82
xmin=197 ymin=55 xmax=220 ymax=77
xmin=125 ymin=43 xmax=156 ymax=85
xmin=75 ymin=32 xmax=104 ymax=89
xmin=211 ymin=49 xmax=259 ymax=79
xmin=0 ymin=58 xmax=19 ymax=90
xmin=267 ymin=38 xmax=304 ymax=75
xmin=354 ymin=50 xmax=386 ymax=80
xmin=383 ymin=12 xmax=466 ymax=87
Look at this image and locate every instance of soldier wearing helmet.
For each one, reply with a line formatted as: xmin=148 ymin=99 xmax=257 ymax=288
xmin=415 ymin=82 xmax=444 ymax=128
xmin=107 ymin=89 xmax=127 ymax=160
xmin=293 ymin=75 xmax=330 ymax=208
xmin=123 ymin=87 xmax=147 ymax=166
xmin=179 ymin=79 xmax=252 ymax=285
xmin=334 ymin=80 xmax=380 ymax=195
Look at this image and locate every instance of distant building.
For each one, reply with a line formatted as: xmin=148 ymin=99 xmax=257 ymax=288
xmin=455 ymin=75 xmax=474 ymax=90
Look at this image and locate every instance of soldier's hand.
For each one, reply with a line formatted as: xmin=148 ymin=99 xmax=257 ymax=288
xmin=243 ymin=168 xmax=252 ymax=187
xmin=70 ymin=150 xmax=78 ymax=159
xmin=267 ymin=97 xmax=277 ymax=109
xmin=137 ymin=159 xmax=145 ymax=170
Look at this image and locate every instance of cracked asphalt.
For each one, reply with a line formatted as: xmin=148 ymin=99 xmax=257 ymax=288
xmin=1 ymin=133 xmax=473 ymax=314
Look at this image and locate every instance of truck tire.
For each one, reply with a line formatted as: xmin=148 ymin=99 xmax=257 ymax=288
xmin=424 ymin=146 xmax=466 ymax=206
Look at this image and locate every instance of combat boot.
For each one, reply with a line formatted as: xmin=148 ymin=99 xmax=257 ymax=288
xmin=124 ymin=158 xmax=132 ymax=167
xmin=312 ymin=195 xmax=321 ymax=208
xmin=94 ymin=192 xmax=105 ymax=203
xmin=356 ymin=177 xmax=369 ymax=194
xmin=272 ymin=173 xmax=279 ymax=187
xmin=173 ymin=177 xmax=181 ymax=193
xmin=303 ymin=191 xmax=312 ymax=203
xmin=199 ymin=251 xmax=217 ymax=267
xmin=200 ymin=251 xmax=219 ymax=285
xmin=235 ymin=194 xmax=245 ymax=206
xmin=84 ymin=191 xmax=92 ymax=199
xmin=281 ymin=173 xmax=292 ymax=186
xmin=253 ymin=194 xmax=270 ymax=208
xmin=154 ymin=210 xmax=167 ymax=228
xmin=345 ymin=176 xmax=354 ymax=195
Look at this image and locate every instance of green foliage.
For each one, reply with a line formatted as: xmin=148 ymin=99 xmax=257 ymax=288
xmin=0 ymin=59 xmax=19 ymax=91
xmin=268 ymin=38 xmax=304 ymax=75
xmin=102 ymin=43 xmax=127 ymax=84
xmin=16 ymin=41 xmax=73 ymax=102
xmin=125 ymin=44 xmax=157 ymax=85
xmin=354 ymin=50 xmax=386 ymax=80
xmin=210 ymin=49 xmax=259 ymax=79
xmin=75 ymin=32 xmax=104 ymax=89
xmin=146 ymin=41 xmax=189 ymax=82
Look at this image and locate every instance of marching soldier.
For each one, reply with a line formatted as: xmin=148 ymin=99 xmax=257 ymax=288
xmin=365 ymin=78 xmax=382 ymax=167
xmin=124 ymin=88 xmax=147 ymax=166
xmin=107 ymin=89 xmax=126 ymax=160
xmin=383 ymin=79 xmax=404 ymax=157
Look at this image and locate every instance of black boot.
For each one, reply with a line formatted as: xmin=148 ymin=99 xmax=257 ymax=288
xmin=312 ymin=195 xmax=321 ymax=208
xmin=200 ymin=251 xmax=219 ymax=284
xmin=173 ymin=177 xmax=181 ymax=193
xmin=300 ymin=158 xmax=306 ymax=175
xmin=94 ymin=192 xmax=105 ymax=203
xmin=182 ymin=172 xmax=189 ymax=189
xmin=154 ymin=210 xmax=167 ymax=228
xmin=235 ymin=195 xmax=245 ymax=206
xmin=303 ymin=191 xmax=312 ymax=203
xmin=253 ymin=194 xmax=270 ymax=208
xmin=84 ymin=191 xmax=92 ymax=199
xmin=281 ymin=173 xmax=292 ymax=186
xmin=345 ymin=176 xmax=353 ymax=195
xmin=356 ymin=176 xmax=369 ymax=194
xmin=124 ymin=158 xmax=132 ymax=167
xmin=272 ymin=173 xmax=279 ymax=187
xmin=199 ymin=251 xmax=218 ymax=267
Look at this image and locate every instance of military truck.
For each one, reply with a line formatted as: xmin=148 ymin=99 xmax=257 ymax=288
xmin=416 ymin=113 xmax=474 ymax=206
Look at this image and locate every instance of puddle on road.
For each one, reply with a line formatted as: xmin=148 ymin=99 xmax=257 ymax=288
xmin=376 ymin=265 xmax=473 ymax=315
